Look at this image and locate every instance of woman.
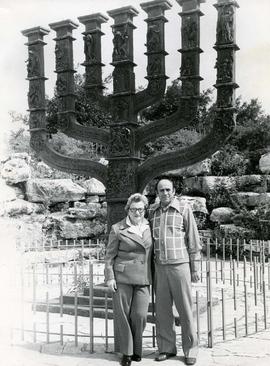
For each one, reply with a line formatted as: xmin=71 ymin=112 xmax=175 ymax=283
xmin=104 ymin=193 xmax=153 ymax=366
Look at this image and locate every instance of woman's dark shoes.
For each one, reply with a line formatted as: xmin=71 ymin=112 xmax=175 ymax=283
xmin=121 ymin=355 xmax=132 ymax=366
xmin=131 ymin=354 xmax=141 ymax=362
xmin=155 ymin=352 xmax=176 ymax=361
xmin=184 ymin=357 xmax=197 ymax=365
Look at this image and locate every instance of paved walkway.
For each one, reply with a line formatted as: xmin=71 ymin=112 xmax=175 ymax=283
xmin=1 ymin=329 xmax=270 ymax=366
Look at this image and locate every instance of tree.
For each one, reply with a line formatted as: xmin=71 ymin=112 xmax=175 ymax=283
xmin=212 ymin=97 xmax=270 ymax=175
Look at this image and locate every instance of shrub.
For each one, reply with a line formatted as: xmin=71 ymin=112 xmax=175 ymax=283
xmin=205 ymin=181 xmax=237 ymax=211
xmin=210 ymin=146 xmax=248 ymax=176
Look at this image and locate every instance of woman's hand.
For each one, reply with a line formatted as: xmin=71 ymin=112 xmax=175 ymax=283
xmin=107 ymin=279 xmax=117 ymax=292
xmin=191 ymin=271 xmax=200 ymax=283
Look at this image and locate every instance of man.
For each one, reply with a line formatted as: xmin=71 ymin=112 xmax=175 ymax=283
xmin=148 ymin=179 xmax=201 ymax=365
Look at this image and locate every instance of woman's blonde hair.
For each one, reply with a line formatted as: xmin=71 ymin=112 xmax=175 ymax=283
xmin=125 ymin=193 xmax=148 ymax=212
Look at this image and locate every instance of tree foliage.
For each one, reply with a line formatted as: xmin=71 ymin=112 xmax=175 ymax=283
xmin=213 ymin=97 xmax=270 ymax=175
xmin=46 ymin=73 xmax=112 ymax=136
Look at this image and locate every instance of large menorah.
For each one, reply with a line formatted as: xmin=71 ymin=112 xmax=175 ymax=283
xmin=22 ymin=0 xmax=239 ymax=230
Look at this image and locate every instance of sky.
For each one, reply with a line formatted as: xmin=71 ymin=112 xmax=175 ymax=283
xmin=0 ymin=0 xmax=270 ymax=155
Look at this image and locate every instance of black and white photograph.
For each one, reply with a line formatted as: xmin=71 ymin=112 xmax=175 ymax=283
xmin=0 ymin=1 xmax=270 ymax=365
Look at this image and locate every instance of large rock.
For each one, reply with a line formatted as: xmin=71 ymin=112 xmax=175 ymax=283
xmin=180 ymin=195 xmax=208 ymax=214
xmin=259 ymin=152 xmax=270 ymax=174
xmin=44 ymin=213 xmax=106 ymax=239
xmin=183 ymin=176 xmax=235 ymax=195
xmin=25 ymin=179 xmax=87 ymax=203
xmin=1 ymin=158 xmax=31 ymax=184
xmin=235 ymin=175 xmax=268 ymax=193
xmin=67 ymin=203 xmax=103 ymax=220
xmin=230 ymin=192 xmax=270 ymax=207
xmin=79 ymin=178 xmax=106 ymax=195
xmin=9 ymin=152 xmax=31 ymax=163
xmin=210 ymin=207 xmax=235 ymax=224
xmin=167 ymin=159 xmax=211 ymax=177
xmin=35 ymin=161 xmax=54 ymax=178
xmin=0 ymin=199 xmax=45 ymax=217
xmin=0 ymin=178 xmax=17 ymax=202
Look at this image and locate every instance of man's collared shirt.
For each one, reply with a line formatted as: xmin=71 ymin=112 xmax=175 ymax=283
xmin=148 ymin=196 xmax=201 ymax=265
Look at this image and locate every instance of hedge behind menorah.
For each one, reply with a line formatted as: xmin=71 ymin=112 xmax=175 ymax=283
xmin=22 ymin=0 xmax=239 ymax=231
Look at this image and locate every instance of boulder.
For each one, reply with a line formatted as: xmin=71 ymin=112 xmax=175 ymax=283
xmin=10 ymin=152 xmax=31 ymax=163
xmin=45 ymin=213 xmax=106 ymax=239
xmin=12 ymin=186 xmax=25 ymax=199
xmin=35 ymin=161 xmax=54 ymax=178
xmin=79 ymin=178 xmax=105 ymax=195
xmin=25 ymin=179 xmax=86 ymax=203
xmin=259 ymin=152 xmax=270 ymax=174
xmin=85 ymin=195 xmax=99 ymax=203
xmin=67 ymin=203 xmax=102 ymax=220
xmin=0 ymin=178 xmax=17 ymax=202
xmin=235 ymin=175 xmax=267 ymax=193
xmin=230 ymin=192 xmax=270 ymax=207
xmin=179 ymin=195 xmax=208 ymax=214
xmin=210 ymin=207 xmax=235 ymax=224
xmin=1 ymin=158 xmax=31 ymax=184
xmin=183 ymin=176 xmax=235 ymax=195
xmin=167 ymin=159 xmax=211 ymax=177
xmin=0 ymin=199 xmax=46 ymax=217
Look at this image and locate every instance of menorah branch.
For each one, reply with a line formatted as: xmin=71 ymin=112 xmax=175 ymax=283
xmin=137 ymin=108 xmax=236 ymax=190
xmin=133 ymin=0 xmax=171 ymax=113
xmin=39 ymin=144 xmax=108 ymax=183
xmin=137 ymin=0 xmax=239 ymax=187
xmin=135 ymin=0 xmax=205 ymax=146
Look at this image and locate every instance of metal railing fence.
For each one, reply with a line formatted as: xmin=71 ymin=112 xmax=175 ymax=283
xmin=11 ymin=238 xmax=270 ymax=352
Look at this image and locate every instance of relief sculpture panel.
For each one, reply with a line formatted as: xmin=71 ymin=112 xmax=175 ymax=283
xmin=146 ymin=23 xmax=160 ymax=52
xmin=182 ymin=16 xmax=198 ymax=49
xmin=112 ymin=26 xmax=129 ymax=61
xmin=26 ymin=47 xmax=40 ymax=77
xmin=110 ymin=127 xmax=132 ymax=156
xmin=217 ymin=5 xmax=234 ymax=44
xmin=84 ymin=34 xmax=96 ymax=63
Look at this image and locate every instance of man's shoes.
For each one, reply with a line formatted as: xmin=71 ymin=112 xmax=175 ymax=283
xmin=131 ymin=354 xmax=141 ymax=362
xmin=121 ymin=355 xmax=132 ymax=366
xmin=184 ymin=357 xmax=197 ymax=365
xmin=155 ymin=353 xmax=176 ymax=362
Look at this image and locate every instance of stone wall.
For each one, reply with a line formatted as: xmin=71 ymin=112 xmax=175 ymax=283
xmin=1 ymin=154 xmax=270 ymax=247
xmin=0 ymin=153 xmax=107 ymax=247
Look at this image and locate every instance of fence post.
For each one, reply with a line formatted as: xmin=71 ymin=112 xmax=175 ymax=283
xmin=33 ymin=264 xmax=37 ymax=343
xmin=253 ymin=257 xmax=258 ymax=332
xmin=105 ymin=292 xmax=109 ymax=352
xmin=59 ymin=263 xmax=64 ymax=345
xmin=206 ymin=239 xmax=213 ymax=348
xmin=89 ymin=261 xmax=94 ymax=353
xmin=233 ymin=260 xmax=238 ymax=338
xmin=45 ymin=263 xmax=50 ymax=344
xmin=74 ymin=262 xmax=78 ymax=347
xmin=221 ymin=288 xmax=226 ymax=341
